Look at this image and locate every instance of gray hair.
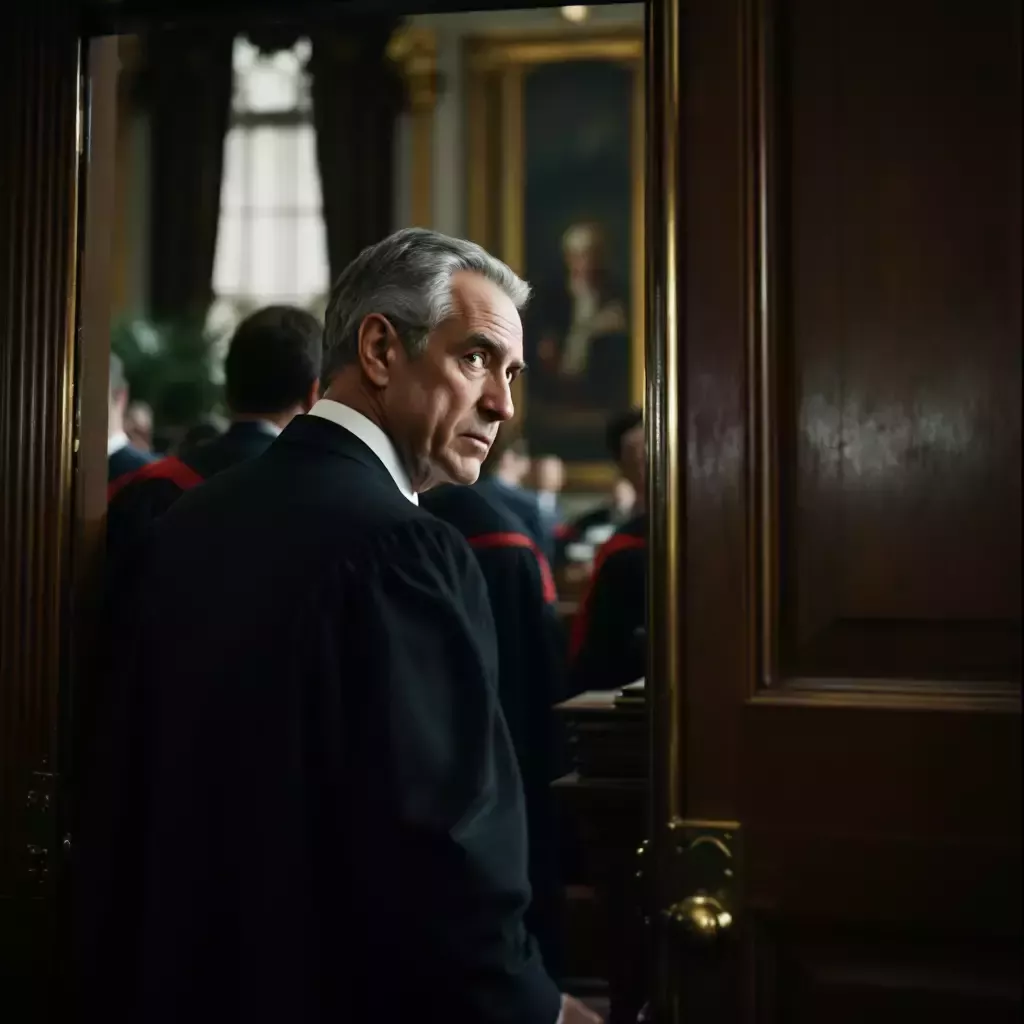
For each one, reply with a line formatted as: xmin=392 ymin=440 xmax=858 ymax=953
xmin=322 ymin=227 xmax=531 ymax=379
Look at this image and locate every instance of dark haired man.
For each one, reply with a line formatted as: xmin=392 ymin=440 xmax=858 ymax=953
xmin=106 ymin=304 xmax=322 ymax=558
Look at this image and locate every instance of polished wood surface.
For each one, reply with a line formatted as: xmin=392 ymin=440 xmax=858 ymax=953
xmin=554 ymin=771 xmax=647 ymax=1024
xmin=0 ymin=7 xmax=81 ymax=1017
xmin=776 ymin=0 xmax=1022 ymax=684
xmin=649 ymin=0 xmax=1022 ymax=1019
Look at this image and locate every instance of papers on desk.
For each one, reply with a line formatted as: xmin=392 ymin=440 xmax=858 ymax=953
xmin=555 ymin=679 xmax=646 ymax=713
xmin=565 ymin=541 xmax=594 ymax=564
xmin=614 ymin=678 xmax=645 ymax=707
xmin=584 ymin=523 xmax=617 ymax=547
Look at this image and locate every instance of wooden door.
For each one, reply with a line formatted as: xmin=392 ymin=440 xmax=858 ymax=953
xmin=646 ymin=0 xmax=1021 ymax=1019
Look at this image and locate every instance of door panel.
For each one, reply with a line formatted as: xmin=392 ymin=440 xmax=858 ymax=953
xmin=755 ymin=927 xmax=1021 ymax=1024
xmin=777 ymin=0 xmax=1021 ymax=683
xmin=649 ymin=0 xmax=1021 ymax=1018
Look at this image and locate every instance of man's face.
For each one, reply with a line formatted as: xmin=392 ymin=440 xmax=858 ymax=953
xmin=619 ymin=422 xmax=646 ymax=495
xmin=383 ymin=271 xmax=525 ymax=489
xmin=566 ymin=245 xmax=598 ymax=279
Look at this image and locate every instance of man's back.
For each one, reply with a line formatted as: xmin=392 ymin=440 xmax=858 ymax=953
xmin=106 ymin=420 xmax=281 ymax=564
xmin=78 ymin=415 xmax=559 ymax=1023
xmin=568 ymin=513 xmax=647 ymax=693
xmin=107 ymin=441 xmax=152 ymax=484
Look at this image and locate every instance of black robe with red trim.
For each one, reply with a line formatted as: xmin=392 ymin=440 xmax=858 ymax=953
xmin=553 ymin=502 xmax=617 ymax=567
xmin=76 ymin=414 xmax=561 ymax=1024
xmin=106 ymin=421 xmax=279 ymax=566
xmin=568 ymin=513 xmax=647 ymax=693
xmin=420 ymin=482 xmax=566 ymax=977
xmin=108 ymin=442 xmax=154 ymax=486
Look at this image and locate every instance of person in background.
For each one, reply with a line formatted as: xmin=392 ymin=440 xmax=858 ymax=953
xmin=567 ymin=408 xmax=647 ymax=693
xmin=421 ymin=480 xmax=566 ymax=978
xmin=124 ymin=400 xmax=154 ymax=453
xmin=534 ymin=453 xmax=565 ymax=543
xmin=106 ymin=305 xmax=322 ymax=563
xmin=555 ymin=407 xmax=643 ymax=566
xmin=107 ymin=353 xmax=154 ymax=487
xmin=476 ymin=429 xmax=550 ymax=555
xmin=175 ymin=414 xmax=227 ymax=458
xmin=78 ymin=228 xmax=599 ymax=1024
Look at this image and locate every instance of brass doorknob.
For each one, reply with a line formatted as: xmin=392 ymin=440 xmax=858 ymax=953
xmin=661 ymin=894 xmax=733 ymax=942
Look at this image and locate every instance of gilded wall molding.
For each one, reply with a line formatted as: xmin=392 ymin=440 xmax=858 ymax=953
xmin=388 ymin=26 xmax=439 ymax=227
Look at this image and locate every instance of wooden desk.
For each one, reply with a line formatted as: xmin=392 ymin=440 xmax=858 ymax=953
xmin=553 ymin=689 xmax=649 ymax=1024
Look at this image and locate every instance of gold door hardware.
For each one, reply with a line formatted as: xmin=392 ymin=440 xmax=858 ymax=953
xmin=661 ymin=893 xmax=733 ymax=942
xmin=636 ymin=820 xmax=741 ymax=943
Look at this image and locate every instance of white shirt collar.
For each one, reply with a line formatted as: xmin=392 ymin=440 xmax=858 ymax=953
xmin=108 ymin=431 xmax=129 ymax=456
xmin=307 ymin=399 xmax=418 ymax=505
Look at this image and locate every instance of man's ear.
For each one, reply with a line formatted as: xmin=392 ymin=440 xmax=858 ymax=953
xmin=357 ymin=314 xmax=398 ymax=387
xmin=303 ymin=379 xmax=320 ymax=413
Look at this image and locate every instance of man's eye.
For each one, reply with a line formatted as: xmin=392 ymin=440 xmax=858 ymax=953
xmin=465 ymin=351 xmax=486 ymax=367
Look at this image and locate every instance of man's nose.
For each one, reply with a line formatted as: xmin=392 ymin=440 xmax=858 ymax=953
xmin=480 ymin=374 xmax=515 ymax=422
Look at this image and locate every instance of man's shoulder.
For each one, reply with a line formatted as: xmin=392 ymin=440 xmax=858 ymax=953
xmin=165 ymin=450 xmax=460 ymax=559
xmin=477 ymin=478 xmax=543 ymax=530
xmin=422 ymin=483 xmax=523 ymax=540
xmin=615 ymin=512 xmax=648 ymax=543
xmin=184 ymin=428 xmax=274 ymax=479
xmin=593 ymin=514 xmax=647 ymax=575
xmin=108 ymin=444 xmax=154 ymax=482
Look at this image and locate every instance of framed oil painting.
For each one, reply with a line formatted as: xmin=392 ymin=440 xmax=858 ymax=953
xmin=464 ymin=32 xmax=644 ymax=488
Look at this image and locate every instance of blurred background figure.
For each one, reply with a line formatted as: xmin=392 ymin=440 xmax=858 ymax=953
xmin=107 ymin=305 xmax=322 ymax=564
xmin=107 ymin=353 xmax=154 ymax=489
xmin=124 ymin=400 xmax=154 ymax=453
xmin=534 ymin=453 xmax=566 ymax=541
xmin=477 ymin=430 xmax=549 ymax=555
xmin=567 ymin=408 xmax=647 ymax=694
xmin=175 ymin=414 xmax=228 ymax=460
xmin=555 ymin=407 xmax=643 ymax=567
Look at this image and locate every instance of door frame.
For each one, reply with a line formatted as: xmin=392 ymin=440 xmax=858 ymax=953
xmin=5 ymin=0 xmax=685 ymax=1009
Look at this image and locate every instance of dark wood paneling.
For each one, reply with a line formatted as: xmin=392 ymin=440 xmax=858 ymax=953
xmin=756 ymin=924 xmax=1021 ymax=1024
xmin=774 ymin=0 xmax=1022 ymax=684
xmin=663 ymin=0 xmax=1022 ymax=1020
xmin=0 ymin=5 xmax=81 ymax=1017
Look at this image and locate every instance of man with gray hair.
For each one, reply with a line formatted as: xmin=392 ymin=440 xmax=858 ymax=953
xmin=77 ymin=229 xmax=600 ymax=1024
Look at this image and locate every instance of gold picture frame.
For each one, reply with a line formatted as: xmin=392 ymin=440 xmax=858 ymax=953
xmin=464 ymin=31 xmax=645 ymax=490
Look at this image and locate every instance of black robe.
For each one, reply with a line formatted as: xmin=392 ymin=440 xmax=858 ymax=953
xmin=421 ymin=483 xmax=565 ymax=976
xmin=75 ymin=414 xmax=561 ymax=1024
xmin=475 ymin=475 xmax=553 ymax=561
xmin=568 ymin=513 xmax=647 ymax=693
xmin=106 ymin=420 xmax=279 ymax=565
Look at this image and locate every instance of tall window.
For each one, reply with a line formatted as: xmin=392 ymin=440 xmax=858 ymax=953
xmin=211 ymin=37 xmax=330 ymax=326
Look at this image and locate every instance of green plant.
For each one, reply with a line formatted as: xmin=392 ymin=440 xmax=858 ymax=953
xmin=111 ymin=316 xmax=224 ymax=445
